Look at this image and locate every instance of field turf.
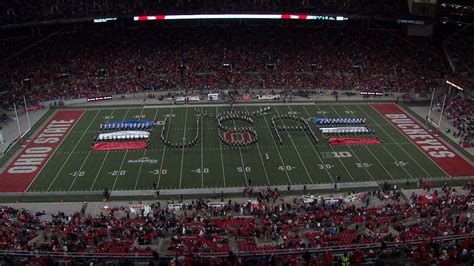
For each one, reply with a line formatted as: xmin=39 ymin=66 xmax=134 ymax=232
xmin=27 ymin=103 xmax=448 ymax=192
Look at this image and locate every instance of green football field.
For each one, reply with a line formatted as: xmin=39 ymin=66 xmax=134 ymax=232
xmin=27 ymin=103 xmax=448 ymax=192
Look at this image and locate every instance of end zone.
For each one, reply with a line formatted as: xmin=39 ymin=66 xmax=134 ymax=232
xmin=371 ymin=103 xmax=473 ymax=177
xmin=0 ymin=110 xmax=84 ymax=192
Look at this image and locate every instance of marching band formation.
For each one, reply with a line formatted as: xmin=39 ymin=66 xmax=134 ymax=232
xmin=213 ymin=106 xmax=271 ymax=118
xmin=96 ymin=131 xmax=151 ymax=141
xmin=314 ymin=117 xmax=374 ymax=136
xmin=218 ymin=128 xmax=258 ymax=147
xmin=160 ymin=114 xmax=202 ymax=149
xmin=312 ymin=118 xmax=367 ymax=125
xmin=271 ymin=115 xmax=319 ymax=145
xmin=100 ymin=120 xmax=156 ymax=130
xmin=320 ymin=127 xmax=373 ymax=134
xmin=91 ymin=107 xmax=373 ymax=150
xmin=92 ymin=121 xmax=155 ymax=149
xmin=216 ymin=110 xmax=258 ymax=147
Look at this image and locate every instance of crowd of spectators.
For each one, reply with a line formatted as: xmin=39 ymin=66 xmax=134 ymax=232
xmin=0 ymin=185 xmax=472 ymax=265
xmin=0 ymin=0 xmax=409 ymax=25
xmin=0 ymin=27 xmax=449 ymax=109
xmin=434 ymin=24 xmax=474 ymax=148
xmin=443 ymin=23 xmax=474 ymax=91
xmin=438 ymin=94 xmax=473 ymax=147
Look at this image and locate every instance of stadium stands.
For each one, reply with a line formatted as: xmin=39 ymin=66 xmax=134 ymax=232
xmin=427 ymin=23 xmax=474 ymax=148
xmin=0 ymin=1 xmax=472 ymax=265
xmin=0 ymin=186 xmax=472 ymax=264
xmin=444 ymin=23 xmax=474 ymax=91
xmin=0 ymin=27 xmax=449 ymax=109
xmin=436 ymin=95 xmax=473 ymax=147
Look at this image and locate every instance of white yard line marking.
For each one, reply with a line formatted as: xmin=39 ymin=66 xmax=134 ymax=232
xmin=111 ymin=150 xmax=129 ymax=191
xmin=110 ymin=107 xmax=146 ymax=191
xmin=157 ymin=108 xmax=174 ymax=188
xmin=178 ymin=108 xmax=189 ymax=188
xmin=363 ymin=143 xmax=396 ymax=180
xmin=201 ymin=112 xmax=204 ymax=188
xmin=68 ymin=109 xmax=117 ymax=191
xmin=134 ymin=108 xmax=160 ymax=190
xmin=261 ymin=109 xmax=292 ymax=185
xmin=340 ymin=104 xmax=400 ymax=180
xmin=110 ymin=107 xmax=147 ymax=191
xmin=67 ymin=153 xmax=91 ymax=191
xmin=244 ymin=106 xmax=270 ymax=185
xmin=308 ymin=105 xmax=356 ymax=182
xmin=89 ymin=109 xmax=129 ymax=191
xmin=90 ymin=151 xmax=109 ymax=191
xmin=47 ymin=110 xmax=101 ymax=191
xmin=26 ymin=110 xmax=86 ymax=192
xmin=290 ymin=105 xmax=334 ymax=183
xmin=358 ymin=104 xmax=434 ymax=177
xmin=215 ymin=107 xmax=227 ymax=187
xmin=326 ymin=105 xmax=378 ymax=182
xmin=273 ymin=106 xmax=313 ymax=184
xmin=230 ymin=107 xmax=248 ymax=186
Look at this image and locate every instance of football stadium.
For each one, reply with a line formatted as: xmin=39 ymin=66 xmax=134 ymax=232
xmin=0 ymin=0 xmax=473 ymax=265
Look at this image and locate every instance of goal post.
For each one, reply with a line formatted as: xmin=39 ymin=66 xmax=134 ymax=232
xmin=0 ymin=126 xmax=4 ymax=144
xmin=427 ymin=80 xmax=464 ymax=133
xmin=427 ymin=87 xmax=439 ymax=131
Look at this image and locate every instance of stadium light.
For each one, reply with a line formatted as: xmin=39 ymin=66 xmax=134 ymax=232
xmin=93 ymin=17 xmax=117 ymax=23
xmin=445 ymin=80 xmax=464 ymax=91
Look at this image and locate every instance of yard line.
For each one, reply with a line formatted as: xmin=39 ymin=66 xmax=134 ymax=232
xmin=178 ymin=108 xmax=189 ymax=188
xmin=90 ymin=150 xmax=109 ymax=191
xmin=67 ymin=152 xmax=91 ymax=191
xmin=111 ymin=149 xmax=129 ymax=191
xmin=306 ymin=105 xmax=356 ymax=182
xmin=363 ymin=144 xmax=397 ymax=180
xmin=47 ymin=110 xmax=101 ymax=191
xmin=109 ymin=107 xmax=146 ymax=192
xmin=67 ymin=109 xmax=117 ymax=191
xmin=215 ymin=107 xmax=227 ymax=187
xmin=134 ymin=107 xmax=160 ymax=190
xmin=244 ymin=106 xmax=270 ymax=185
xmin=157 ymin=108 xmax=174 ymax=188
xmin=229 ymin=107 xmax=248 ymax=186
xmin=327 ymin=105 xmax=385 ymax=182
xmin=261 ymin=109 xmax=293 ymax=185
xmin=289 ymin=105 xmax=334 ymax=183
xmin=201 ymin=112 xmax=204 ymax=188
xmin=357 ymin=104 xmax=432 ymax=177
xmin=273 ymin=106 xmax=313 ymax=184
xmin=89 ymin=109 xmax=129 ymax=191
xmin=341 ymin=104 xmax=403 ymax=180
